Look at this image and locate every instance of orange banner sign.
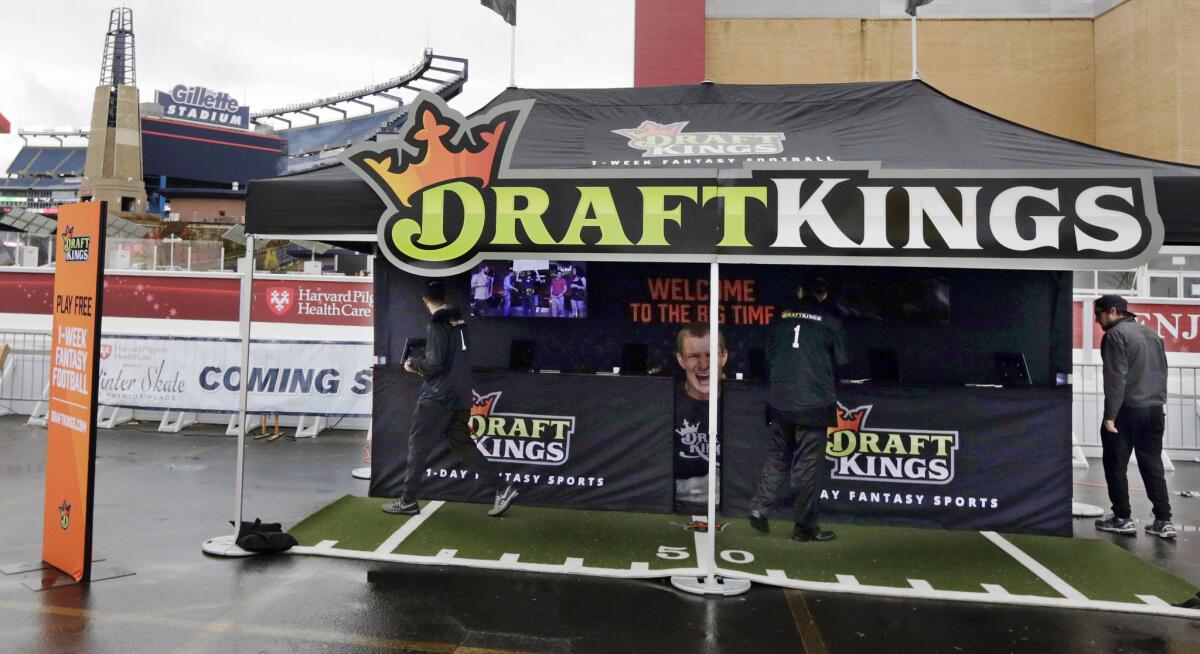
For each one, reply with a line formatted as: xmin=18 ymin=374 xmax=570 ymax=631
xmin=41 ymin=202 xmax=106 ymax=582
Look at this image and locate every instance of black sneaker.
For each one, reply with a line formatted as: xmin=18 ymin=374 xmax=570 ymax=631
xmin=792 ymin=524 xmax=836 ymax=542
xmin=1146 ymin=520 xmax=1178 ymax=540
xmin=382 ymin=498 xmax=420 ymax=515
xmin=1094 ymin=514 xmax=1136 ymax=535
xmin=749 ymin=510 xmax=770 ymax=534
xmin=488 ymin=483 xmax=518 ymax=517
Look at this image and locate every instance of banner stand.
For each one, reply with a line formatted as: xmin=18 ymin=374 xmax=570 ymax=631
xmin=202 ymin=236 xmax=258 ymax=558
xmin=351 ymin=426 xmax=372 ymax=480
xmin=671 ymin=261 xmax=751 ymax=597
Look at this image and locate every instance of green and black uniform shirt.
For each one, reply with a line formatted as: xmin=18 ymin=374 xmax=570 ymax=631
xmin=766 ymin=296 xmax=848 ymax=427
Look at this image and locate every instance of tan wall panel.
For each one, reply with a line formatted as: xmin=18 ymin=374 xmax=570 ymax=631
xmin=1097 ymin=0 xmax=1200 ymax=164
xmin=707 ymin=18 xmax=1096 ymax=144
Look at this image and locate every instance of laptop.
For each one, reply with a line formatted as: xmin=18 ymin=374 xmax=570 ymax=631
xmin=994 ymin=352 xmax=1032 ymax=386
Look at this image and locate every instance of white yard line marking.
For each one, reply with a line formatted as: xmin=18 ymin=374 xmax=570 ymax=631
xmin=563 ymin=557 xmax=584 ymax=571
xmin=835 ymin=574 xmax=860 ymax=586
xmin=980 ymin=531 xmax=1086 ymax=601
xmin=630 ymin=562 xmax=649 ymax=573
xmin=908 ymin=579 xmax=933 ymax=591
xmin=981 ymin=584 xmax=1010 ymax=596
xmin=313 ymin=540 xmax=338 ymax=551
xmin=499 ymin=553 xmax=520 ymax=564
xmin=1136 ymin=594 xmax=1170 ymax=607
xmin=766 ymin=569 xmax=789 ymax=582
xmin=690 ymin=514 xmax=712 ymax=570
xmin=435 ymin=549 xmax=457 ymax=559
xmin=373 ymin=500 xmax=444 ymax=554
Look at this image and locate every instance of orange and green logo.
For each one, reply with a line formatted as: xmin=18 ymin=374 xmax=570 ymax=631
xmin=58 ymin=500 xmax=71 ymax=530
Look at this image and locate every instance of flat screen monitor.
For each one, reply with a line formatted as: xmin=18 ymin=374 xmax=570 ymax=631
xmin=868 ymin=349 xmax=901 ymax=383
xmin=995 ymin=352 xmax=1031 ymax=386
xmin=401 ymin=337 xmax=426 ymax=365
xmin=621 ymin=344 xmax=648 ymax=375
xmin=509 ymin=339 xmax=535 ymax=371
xmin=469 ymin=260 xmax=588 ymax=319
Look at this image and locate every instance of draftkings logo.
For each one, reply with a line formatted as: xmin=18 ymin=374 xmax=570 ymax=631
xmin=612 ymin=120 xmax=786 ymax=158
xmin=58 ymin=500 xmax=71 ymax=530
xmin=60 ymin=226 xmax=91 ymax=262
xmin=826 ymin=403 xmax=958 ymax=485
xmin=469 ymin=391 xmax=575 ymax=465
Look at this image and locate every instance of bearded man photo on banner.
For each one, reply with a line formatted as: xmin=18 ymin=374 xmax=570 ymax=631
xmin=673 ymin=322 xmax=727 ymax=511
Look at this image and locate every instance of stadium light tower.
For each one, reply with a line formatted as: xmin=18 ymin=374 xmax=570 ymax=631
xmin=83 ymin=6 xmax=147 ymax=216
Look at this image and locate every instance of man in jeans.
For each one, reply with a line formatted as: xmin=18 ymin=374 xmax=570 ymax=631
xmin=383 ymin=280 xmax=518 ymax=517
xmin=1093 ymin=294 xmax=1175 ymax=539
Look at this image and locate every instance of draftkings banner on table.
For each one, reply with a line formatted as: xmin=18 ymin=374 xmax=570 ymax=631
xmin=370 ymin=368 xmax=675 ymax=512
xmin=42 ymin=202 xmax=106 ymax=582
xmin=722 ymin=382 xmax=1073 ymax=536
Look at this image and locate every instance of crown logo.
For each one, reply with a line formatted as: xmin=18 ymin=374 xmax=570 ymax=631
xmin=471 ymin=390 xmax=502 ymax=418
xmin=832 ymin=404 xmax=871 ymax=433
xmin=345 ymin=94 xmax=521 ymax=208
xmin=612 ymin=120 xmax=687 ymax=144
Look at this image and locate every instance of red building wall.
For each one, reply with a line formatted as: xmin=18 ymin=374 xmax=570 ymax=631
xmin=634 ymin=0 xmax=706 ymax=87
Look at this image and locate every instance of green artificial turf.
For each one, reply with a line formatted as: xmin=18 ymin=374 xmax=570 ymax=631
xmin=713 ymin=519 xmax=1060 ymax=597
xmin=1006 ymin=533 xmax=1200 ymax=604
xmin=289 ymin=495 xmax=415 ymax=551
xmin=393 ymin=501 xmax=700 ymax=570
xmin=287 ymin=496 xmax=1199 ymax=607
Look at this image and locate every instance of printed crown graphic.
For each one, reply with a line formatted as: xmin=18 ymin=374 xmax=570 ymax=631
xmin=835 ymin=405 xmax=870 ymax=432
xmin=351 ymin=99 xmax=515 ymax=208
xmin=613 ymin=120 xmax=687 ymax=143
xmin=471 ymin=390 xmax=502 ymax=417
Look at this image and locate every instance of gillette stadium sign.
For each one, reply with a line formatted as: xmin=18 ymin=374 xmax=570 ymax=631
xmin=156 ymin=84 xmax=250 ymax=129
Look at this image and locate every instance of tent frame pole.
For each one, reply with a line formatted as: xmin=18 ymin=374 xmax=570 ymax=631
xmin=671 ymin=260 xmax=750 ymax=596
xmin=201 ymin=235 xmax=258 ymax=557
xmin=910 ymin=13 xmax=920 ymax=80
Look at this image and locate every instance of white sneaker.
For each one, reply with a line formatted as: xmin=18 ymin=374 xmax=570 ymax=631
xmin=488 ymin=484 xmax=518 ymax=517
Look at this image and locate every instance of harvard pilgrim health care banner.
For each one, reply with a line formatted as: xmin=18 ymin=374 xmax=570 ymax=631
xmin=42 ymin=202 xmax=106 ymax=582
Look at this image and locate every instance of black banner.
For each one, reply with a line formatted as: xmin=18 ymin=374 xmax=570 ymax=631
xmin=370 ymin=367 xmax=674 ymax=512
xmin=722 ymin=382 xmax=1073 ymax=536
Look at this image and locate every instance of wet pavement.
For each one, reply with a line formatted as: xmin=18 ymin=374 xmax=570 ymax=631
xmin=1 ymin=415 xmax=1197 ymax=653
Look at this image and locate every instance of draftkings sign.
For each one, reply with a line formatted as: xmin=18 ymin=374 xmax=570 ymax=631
xmin=342 ymin=92 xmax=1164 ymax=277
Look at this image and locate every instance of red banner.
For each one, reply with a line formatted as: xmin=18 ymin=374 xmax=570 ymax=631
xmin=1074 ymin=299 xmax=1200 ymax=353
xmin=0 ymin=272 xmax=372 ymax=326
xmin=42 ymin=203 xmax=106 ymax=582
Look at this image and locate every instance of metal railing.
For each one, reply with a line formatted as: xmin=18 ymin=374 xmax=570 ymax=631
xmin=0 ymin=330 xmax=52 ymax=409
xmin=1073 ymin=363 xmax=1200 ymax=452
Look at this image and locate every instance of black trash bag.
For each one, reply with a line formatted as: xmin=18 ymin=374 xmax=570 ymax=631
xmin=1175 ymin=592 xmax=1200 ymax=610
xmin=232 ymin=518 xmax=297 ymax=554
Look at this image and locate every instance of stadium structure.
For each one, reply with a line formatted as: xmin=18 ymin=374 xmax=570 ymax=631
xmin=1 ymin=6 xmax=467 ymax=228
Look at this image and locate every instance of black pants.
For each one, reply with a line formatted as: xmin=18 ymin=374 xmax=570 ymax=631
xmin=401 ymin=403 xmax=501 ymax=502
xmin=1101 ymin=405 xmax=1172 ymax=521
xmin=750 ymin=421 xmax=828 ymax=527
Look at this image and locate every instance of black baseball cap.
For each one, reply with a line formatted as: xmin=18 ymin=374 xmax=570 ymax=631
xmin=423 ymin=280 xmax=446 ymax=302
xmin=1094 ymin=294 xmax=1134 ymax=316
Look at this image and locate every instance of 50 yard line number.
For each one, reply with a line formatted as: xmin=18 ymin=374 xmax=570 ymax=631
xmin=657 ymin=545 xmax=755 ymax=564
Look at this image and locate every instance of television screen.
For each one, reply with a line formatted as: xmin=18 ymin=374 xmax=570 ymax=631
xmin=468 ymin=260 xmax=588 ymax=319
xmin=823 ymin=269 xmax=950 ymax=324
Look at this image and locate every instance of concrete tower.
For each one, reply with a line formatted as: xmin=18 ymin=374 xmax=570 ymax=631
xmin=82 ymin=7 xmax=147 ymax=215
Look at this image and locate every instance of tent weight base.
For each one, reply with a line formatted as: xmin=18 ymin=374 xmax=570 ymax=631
xmin=670 ymin=575 xmax=751 ymax=596
xmin=351 ymin=467 xmax=371 ymax=480
xmin=201 ymin=534 xmax=259 ymax=558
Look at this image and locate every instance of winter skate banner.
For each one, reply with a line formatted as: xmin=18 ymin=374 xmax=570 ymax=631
xmin=96 ymin=335 xmax=372 ymax=417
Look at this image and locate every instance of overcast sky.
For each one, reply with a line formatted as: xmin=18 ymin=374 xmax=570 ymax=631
xmin=0 ymin=0 xmax=634 ymax=170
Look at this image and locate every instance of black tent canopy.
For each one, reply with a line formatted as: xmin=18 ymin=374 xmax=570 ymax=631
xmin=247 ymin=79 xmax=1200 ymax=245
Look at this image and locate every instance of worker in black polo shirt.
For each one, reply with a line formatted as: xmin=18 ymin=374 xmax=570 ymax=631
xmin=749 ymin=276 xmax=847 ymax=542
